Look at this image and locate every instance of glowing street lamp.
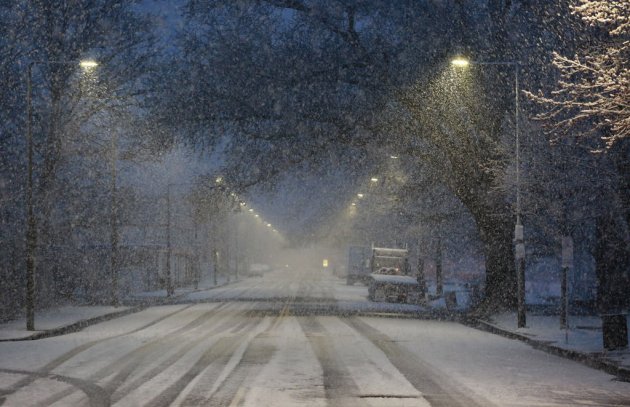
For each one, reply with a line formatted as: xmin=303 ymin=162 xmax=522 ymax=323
xmin=25 ymin=58 xmax=101 ymax=330
xmin=451 ymin=55 xmax=524 ymax=327
xmin=79 ymin=60 xmax=98 ymax=69
xmin=370 ymin=177 xmax=378 ymax=182
xmin=451 ymin=57 xmax=470 ymax=68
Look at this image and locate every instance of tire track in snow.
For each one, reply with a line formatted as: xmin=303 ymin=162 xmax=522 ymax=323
xmin=154 ymin=315 xmax=278 ymax=407
xmin=0 ymin=368 xmax=109 ymax=407
xmin=40 ymin=303 xmax=242 ymax=406
xmin=0 ymin=303 xmax=199 ymax=405
xmin=343 ymin=317 xmax=495 ymax=407
xmin=111 ymin=309 xmax=261 ymax=405
xmin=173 ymin=298 xmax=294 ymax=406
xmin=298 ymin=317 xmax=363 ymax=407
xmin=106 ymin=304 xmax=251 ymax=402
xmin=170 ymin=334 xmax=256 ymax=407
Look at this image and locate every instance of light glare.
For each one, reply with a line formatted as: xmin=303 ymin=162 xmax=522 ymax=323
xmin=451 ymin=57 xmax=470 ymax=68
xmin=79 ymin=60 xmax=98 ymax=69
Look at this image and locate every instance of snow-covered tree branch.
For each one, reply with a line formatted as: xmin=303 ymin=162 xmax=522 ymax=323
xmin=525 ymin=0 xmax=629 ymax=148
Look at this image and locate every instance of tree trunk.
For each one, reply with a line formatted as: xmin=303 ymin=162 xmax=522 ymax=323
xmin=595 ymin=212 xmax=630 ymax=314
xmin=595 ymin=141 xmax=630 ymax=313
xmin=479 ymin=216 xmax=517 ymax=310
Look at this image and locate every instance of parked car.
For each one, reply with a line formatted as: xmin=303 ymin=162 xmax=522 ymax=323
xmin=248 ymin=263 xmax=270 ymax=277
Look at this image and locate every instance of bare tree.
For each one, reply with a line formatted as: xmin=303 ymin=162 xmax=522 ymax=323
xmin=525 ymin=0 xmax=629 ymax=148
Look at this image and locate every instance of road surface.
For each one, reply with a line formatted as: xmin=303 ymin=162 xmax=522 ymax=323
xmin=1 ymin=268 xmax=629 ymax=406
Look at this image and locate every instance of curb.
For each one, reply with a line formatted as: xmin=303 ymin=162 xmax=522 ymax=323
xmin=0 ymin=278 xmax=244 ymax=342
xmin=466 ymin=317 xmax=630 ymax=382
xmin=0 ymin=306 xmax=144 ymax=342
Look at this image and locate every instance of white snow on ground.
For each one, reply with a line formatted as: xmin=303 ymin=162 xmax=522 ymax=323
xmin=0 ymin=372 xmax=26 ymax=389
xmin=0 ymin=305 xmax=129 ymax=340
xmin=5 ymin=379 xmax=78 ymax=407
xmin=0 ymin=305 xmax=188 ymax=371
xmin=332 ymin=283 xmax=372 ymax=302
xmin=117 ymin=307 xmax=259 ymax=406
xmin=133 ymin=274 xmax=233 ymax=298
xmin=361 ymin=317 xmax=630 ymax=407
xmin=2 ymin=269 xmax=629 ymax=406
xmin=490 ymin=312 xmax=630 ymax=369
xmin=318 ymin=316 xmax=430 ymax=406
xmin=54 ymin=305 xmax=216 ymax=379
xmin=0 ymin=272 xmax=241 ymax=341
xmin=240 ymin=317 xmax=327 ymax=407
xmin=169 ymin=314 xmax=272 ymax=406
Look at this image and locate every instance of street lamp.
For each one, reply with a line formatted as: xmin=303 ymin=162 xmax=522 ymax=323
xmin=451 ymin=56 xmax=525 ymax=328
xmin=79 ymin=60 xmax=98 ymax=69
xmin=25 ymin=59 xmax=98 ymax=330
xmin=450 ymin=57 xmax=470 ymax=68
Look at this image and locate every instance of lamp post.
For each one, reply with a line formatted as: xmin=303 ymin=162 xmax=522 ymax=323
xmin=452 ymin=57 xmax=525 ymax=328
xmin=166 ymin=183 xmax=174 ymax=297
xmin=110 ymin=128 xmax=119 ymax=307
xmin=25 ymin=59 xmax=98 ymax=330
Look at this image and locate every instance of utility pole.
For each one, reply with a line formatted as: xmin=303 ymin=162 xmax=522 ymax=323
xmin=24 ymin=60 xmax=99 ymax=328
xmin=25 ymin=63 xmax=36 ymax=331
xmin=234 ymin=214 xmax=239 ymax=280
xmin=225 ymin=223 xmax=231 ymax=284
xmin=451 ymin=58 xmax=525 ymax=326
xmin=514 ymin=65 xmax=527 ymax=329
xmin=165 ymin=184 xmax=174 ymax=296
xmin=436 ymin=236 xmax=443 ymax=297
xmin=110 ymin=130 xmax=119 ymax=306
xmin=212 ymin=248 xmax=219 ymax=286
xmin=561 ymin=236 xmax=573 ymax=330
xmin=193 ymin=216 xmax=200 ymax=289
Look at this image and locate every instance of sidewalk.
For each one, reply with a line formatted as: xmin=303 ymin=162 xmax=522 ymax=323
xmin=131 ymin=274 xmax=235 ymax=302
xmin=0 ymin=275 xmax=242 ymax=342
xmin=0 ymin=305 xmax=136 ymax=341
xmin=474 ymin=312 xmax=630 ymax=381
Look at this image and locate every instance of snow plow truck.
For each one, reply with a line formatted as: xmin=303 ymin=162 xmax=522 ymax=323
xmin=366 ymin=246 xmax=424 ymax=304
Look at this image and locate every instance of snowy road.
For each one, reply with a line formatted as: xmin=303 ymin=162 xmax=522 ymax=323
xmin=1 ymin=269 xmax=629 ymax=406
